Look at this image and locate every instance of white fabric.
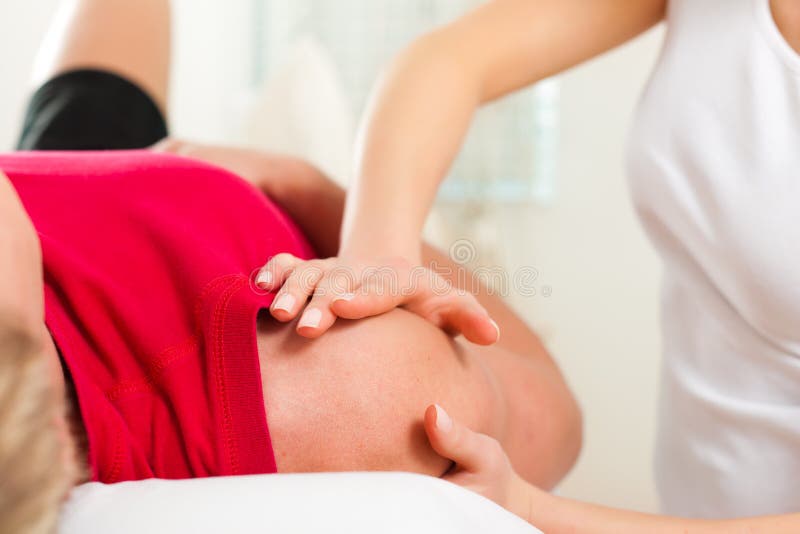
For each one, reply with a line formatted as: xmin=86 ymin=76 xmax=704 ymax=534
xmin=58 ymin=472 xmax=540 ymax=534
xmin=627 ymin=0 xmax=800 ymax=518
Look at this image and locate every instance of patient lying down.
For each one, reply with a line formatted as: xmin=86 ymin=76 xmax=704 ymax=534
xmin=0 ymin=146 xmax=581 ymax=531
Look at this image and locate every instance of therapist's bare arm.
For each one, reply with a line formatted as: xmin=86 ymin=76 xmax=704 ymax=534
xmin=0 ymin=171 xmax=47 ymax=341
xmin=250 ymin=0 xmax=667 ymax=338
xmin=527 ymin=496 xmax=800 ymax=534
xmin=345 ymin=0 xmax=666 ymax=260
xmin=425 ymin=405 xmax=800 ymax=533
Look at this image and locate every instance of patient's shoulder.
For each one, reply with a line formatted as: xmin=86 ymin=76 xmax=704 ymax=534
xmin=256 ymin=309 xmax=500 ymax=475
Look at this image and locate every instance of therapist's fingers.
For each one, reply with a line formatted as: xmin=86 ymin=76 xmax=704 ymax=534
xmin=255 ymin=253 xmax=303 ymax=291
xmin=329 ymin=278 xmax=406 ymax=319
xmin=424 ymin=404 xmax=504 ymax=475
xmin=410 ymin=293 xmax=499 ymax=346
xmin=269 ymin=259 xmax=332 ymax=322
xmin=331 ymin=271 xmax=500 ymax=346
xmin=424 ymin=404 xmax=520 ymax=511
xmin=293 ymin=268 xmax=355 ymax=338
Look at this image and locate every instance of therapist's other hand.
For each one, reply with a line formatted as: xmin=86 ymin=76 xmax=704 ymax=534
xmin=255 ymin=254 xmax=500 ymax=345
xmin=423 ymin=404 xmax=531 ymax=521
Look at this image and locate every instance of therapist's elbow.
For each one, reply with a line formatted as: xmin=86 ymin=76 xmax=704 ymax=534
xmin=386 ymin=27 xmax=485 ymax=105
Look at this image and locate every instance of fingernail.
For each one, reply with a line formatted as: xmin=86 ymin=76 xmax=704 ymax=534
xmin=490 ymin=319 xmax=501 ymax=342
xmin=298 ymin=308 xmax=322 ymax=329
xmin=256 ymin=270 xmax=273 ymax=287
xmin=435 ymin=404 xmax=453 ymax=432
xmin=333 ymin=293 xmax=355 ymax=303
xmin=273 ymin=294 xmax=296 ymax=313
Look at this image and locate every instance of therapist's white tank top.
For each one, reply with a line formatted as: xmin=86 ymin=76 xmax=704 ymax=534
xmin=627 ymin=0 xmax=800 ymax=518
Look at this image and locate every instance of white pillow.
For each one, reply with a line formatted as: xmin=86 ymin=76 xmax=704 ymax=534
xmin=59 ymin=472 xmax=541 ymax=534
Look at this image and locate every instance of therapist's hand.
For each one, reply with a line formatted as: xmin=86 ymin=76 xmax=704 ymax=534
xmin=423 ymin=404 xmax=533 ymax=523
xmin=255 ymin=254 xmax=500 ymax=345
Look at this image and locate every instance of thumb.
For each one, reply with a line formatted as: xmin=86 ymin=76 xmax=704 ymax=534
xmin=424 ymin=404 xmax=494 ymax=473
xmin=406 ymin=290 xmax=500 ymax=346
xmin=436 ymin=299 xmax=500 ymax=346
xmin=330 ymin=284 xmax=406 ymax=320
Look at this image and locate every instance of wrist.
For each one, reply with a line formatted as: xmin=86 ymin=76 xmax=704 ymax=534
xmin=505 ymin=473 xmax=535 ymax=524
xmin=339 ymin=238 xmax=422 ymax=265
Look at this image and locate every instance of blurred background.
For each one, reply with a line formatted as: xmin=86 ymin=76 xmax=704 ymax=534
xmin=0 ymin=0 xmax=664 ymax=513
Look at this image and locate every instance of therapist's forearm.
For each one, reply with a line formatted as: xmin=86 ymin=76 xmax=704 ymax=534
xmin=527 ymin=488 xmax=800 ymax=534
xmin=342 ymin=0 xmax=666 ymax=262
xmin=341 ymin=31 xmax=482 ymax=262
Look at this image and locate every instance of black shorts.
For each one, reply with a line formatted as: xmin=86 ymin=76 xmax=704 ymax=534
xmin=16 ymin=69 xmax=168 ymax=151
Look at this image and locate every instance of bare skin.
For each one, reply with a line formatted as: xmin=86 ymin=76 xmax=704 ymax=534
xmin=32 ymin=0 xmax=171 ymax=112
xmin=771 ymin=0 xmax=800 ymax=53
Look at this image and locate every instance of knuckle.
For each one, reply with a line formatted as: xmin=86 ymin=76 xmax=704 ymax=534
xmin=305 ymin=260 xmax=330 ymax=275
xmin=285 ymin=272 xmax=315 ymax=292
xmin=280 ymin=275 xmax=302 ymax=294
xmin=271 ymin=252 xmax=297 ymax=266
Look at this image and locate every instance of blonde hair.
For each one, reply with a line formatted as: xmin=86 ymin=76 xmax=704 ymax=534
xmin=0 ymin=328 xmax=76 ymax=534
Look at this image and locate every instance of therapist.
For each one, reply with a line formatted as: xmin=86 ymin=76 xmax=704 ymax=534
xmin=258 ymin=0 xmax=800 ymax=527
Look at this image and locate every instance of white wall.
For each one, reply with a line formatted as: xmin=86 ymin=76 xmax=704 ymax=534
xmin=169 ymin=0 xmax=255 ymax=143
xmin=0 ymin=0 xmax=665 ymax=514
xmin=522 ymin=29 xmax=665 ymax=512
xmin=0 ymin=0 xmax=59 ymax=150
